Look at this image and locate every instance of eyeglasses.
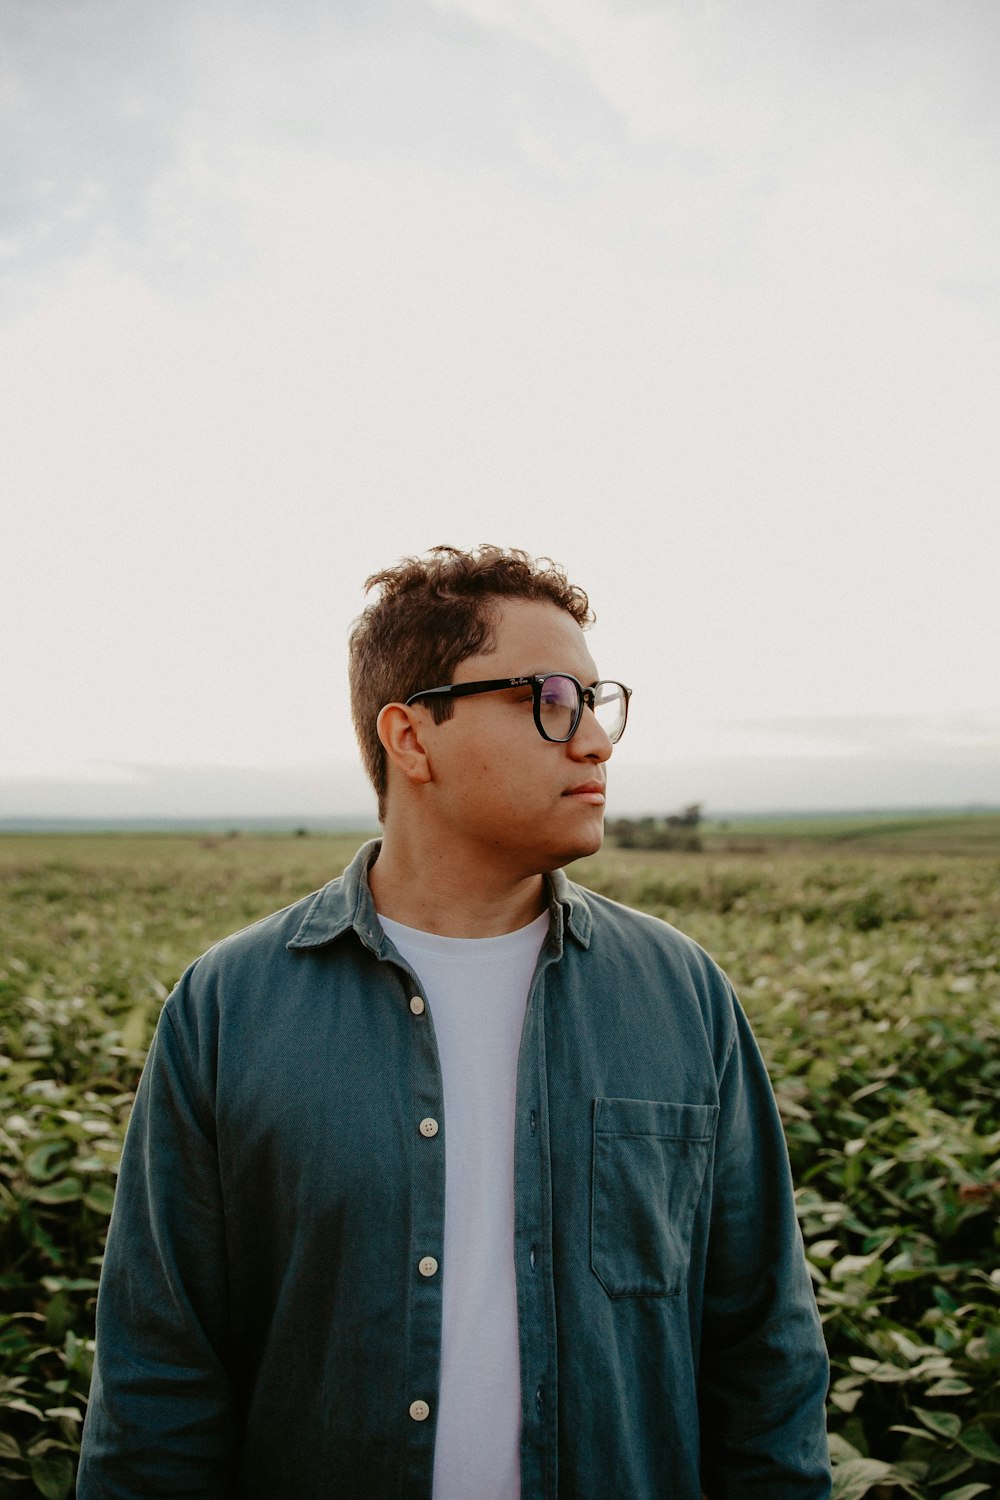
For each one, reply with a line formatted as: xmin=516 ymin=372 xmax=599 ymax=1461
xmin=404 ymin=673 xmax=631 ymax=744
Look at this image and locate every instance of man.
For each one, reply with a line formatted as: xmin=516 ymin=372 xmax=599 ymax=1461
xmin=79 ymin=544 xmax=831 ymax=1498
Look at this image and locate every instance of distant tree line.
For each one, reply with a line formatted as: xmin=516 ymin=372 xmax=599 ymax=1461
xmin=607 ymin=803 xmax=703 ymax=851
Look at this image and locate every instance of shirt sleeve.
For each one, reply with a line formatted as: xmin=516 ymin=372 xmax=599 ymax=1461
xmin=697 ymin=992 xmax=832 ymax=1498
xmin=77 ymin=979 xmax=237 ymax=1499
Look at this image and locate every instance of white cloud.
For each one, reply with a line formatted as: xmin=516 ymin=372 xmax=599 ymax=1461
xmin=432 ymin=0 xmax=1000 ymax=159
xmin=2 ymin=1 xmax=998 ymax=811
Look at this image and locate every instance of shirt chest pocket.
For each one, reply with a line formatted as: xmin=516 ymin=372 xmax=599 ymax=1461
xmin=591 ymin=1097 xmax=719 ymax=1298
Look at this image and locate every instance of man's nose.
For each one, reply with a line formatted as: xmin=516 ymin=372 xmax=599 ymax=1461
xmin=569 ymin=707 xmax=613 ymax=761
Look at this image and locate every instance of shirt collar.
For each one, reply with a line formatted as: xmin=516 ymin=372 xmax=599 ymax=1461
xmin=286 ymin=839 xmax=592 ymax=953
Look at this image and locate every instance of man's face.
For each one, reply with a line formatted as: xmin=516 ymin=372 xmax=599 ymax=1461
xmin=414 ymin=598 xmax=615 ymax=877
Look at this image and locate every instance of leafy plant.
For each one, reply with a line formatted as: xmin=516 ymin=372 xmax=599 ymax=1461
xmin=1 ymin=830 xmax=998 ymax=1496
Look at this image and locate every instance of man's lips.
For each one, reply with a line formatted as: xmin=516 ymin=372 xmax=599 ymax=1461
xmin=563 ymin=781 xmax=606 ymax=804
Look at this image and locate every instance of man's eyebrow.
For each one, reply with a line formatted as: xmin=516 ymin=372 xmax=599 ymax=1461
xmin=532 ymin=670 xmax=600 ymax=681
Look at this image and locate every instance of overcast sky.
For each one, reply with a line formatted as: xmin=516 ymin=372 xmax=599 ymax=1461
xmin=3 ymin=0 xmax=999 ymax=818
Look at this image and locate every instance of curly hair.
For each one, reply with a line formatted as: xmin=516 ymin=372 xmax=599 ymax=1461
xmin=348 ymin=544 xmax=594 ymax=818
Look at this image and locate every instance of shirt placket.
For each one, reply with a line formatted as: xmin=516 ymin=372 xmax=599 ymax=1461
xmin=385 ymin=953 xmax=447 ymax=1500
xmin=514 ymin=938 xmax=561 ymax=1500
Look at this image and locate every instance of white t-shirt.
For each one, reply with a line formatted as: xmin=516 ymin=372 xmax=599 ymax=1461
xmin=377 ymin=910 xmax=549 ymax=1500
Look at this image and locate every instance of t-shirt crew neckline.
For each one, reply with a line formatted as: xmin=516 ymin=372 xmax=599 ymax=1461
xmin=376 ymin=909 xmax=549 ymax=960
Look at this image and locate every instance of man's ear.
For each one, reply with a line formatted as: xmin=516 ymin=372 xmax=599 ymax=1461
xmin=376 ymin=703 xmax=434 ymax=791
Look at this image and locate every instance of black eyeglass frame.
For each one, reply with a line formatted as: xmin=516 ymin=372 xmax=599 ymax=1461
xmin=404 ymin=673 xmax=632 ymax=744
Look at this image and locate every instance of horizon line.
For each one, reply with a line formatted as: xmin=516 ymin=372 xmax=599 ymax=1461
xmin=2 ymin=803 xmax=998 ymax=835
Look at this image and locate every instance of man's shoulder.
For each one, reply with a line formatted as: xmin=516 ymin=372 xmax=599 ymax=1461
xmin=173 ymin=873 xmax=352 ymax=998
xmin=179 ymin=840 xmax=379 ymax=985
xmin=568 ymin=878 xmax=734 ymax=993
xmin=208 ymin=886 xmax=329 ymax=958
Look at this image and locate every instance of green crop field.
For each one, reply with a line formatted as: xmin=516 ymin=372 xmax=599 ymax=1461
xmin=1 ymin=821 xmax=998 ymax=1498
xmin=705 ymin=810 xmax=1000 ymax=855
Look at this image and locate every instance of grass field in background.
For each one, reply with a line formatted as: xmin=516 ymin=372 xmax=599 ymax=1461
xmin=705 ymin=810 xmax=1000 ymax=854
xmin=1 ymin=816 xmax=998 ymax=1498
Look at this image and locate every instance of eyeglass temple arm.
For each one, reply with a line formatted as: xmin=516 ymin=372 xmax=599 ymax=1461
xmin=404 ymin=678 xmax=524 ymax=706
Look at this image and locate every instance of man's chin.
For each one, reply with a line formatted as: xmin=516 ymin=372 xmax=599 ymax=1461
xmin=543 ymin=824 xmax=606 ymax=872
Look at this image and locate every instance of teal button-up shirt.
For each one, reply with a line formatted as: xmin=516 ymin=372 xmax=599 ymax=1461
xmin=79 ymin=841 xmax=831 ymax=1498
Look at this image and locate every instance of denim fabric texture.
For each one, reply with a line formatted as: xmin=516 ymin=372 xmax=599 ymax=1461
xmin=78 ymin=840 xmax=831 ymax=1499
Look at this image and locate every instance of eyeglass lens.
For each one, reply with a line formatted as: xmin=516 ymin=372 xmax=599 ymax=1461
xmin=592 ymin=680 xmax=627 ymax=742
xmin=538 ymin=676 xmax=626 ymax=743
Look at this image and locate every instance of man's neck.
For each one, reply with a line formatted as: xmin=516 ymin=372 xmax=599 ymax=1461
xmin=368 ymin=832 xmax=547 ymax=938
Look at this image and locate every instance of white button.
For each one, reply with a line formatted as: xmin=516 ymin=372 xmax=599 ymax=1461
xmin=419 ymin=1117 xmax=439 ymax=1138
xmin=409 ymin=1399 xmax=430 ymax=1422
xmin=409 ymin=996 xmax=425 ymax=1015
xmin=418 ymin=1256 xmax=438 ymax=1277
